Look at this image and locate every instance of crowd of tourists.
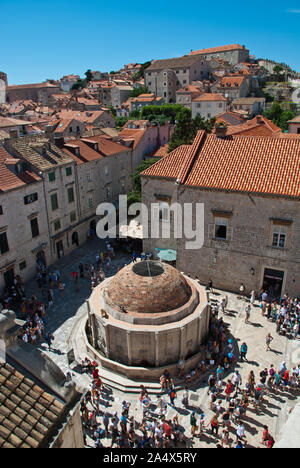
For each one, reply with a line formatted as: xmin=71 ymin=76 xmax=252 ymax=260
xmin=0 ymin=242 xmax=123 ymax=347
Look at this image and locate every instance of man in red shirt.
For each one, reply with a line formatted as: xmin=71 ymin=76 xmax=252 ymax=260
xmin=164 ymin=420 xmax=172 ymax=440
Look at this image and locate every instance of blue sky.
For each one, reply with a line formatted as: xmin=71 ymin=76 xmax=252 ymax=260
xmin=1 ymin=0 xmax=299 ymax=84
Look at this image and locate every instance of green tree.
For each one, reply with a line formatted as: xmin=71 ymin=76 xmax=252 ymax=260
xmin=131 ymin=61 xmax=152 ymax=82
xmin=127 ymin=158 xmax=158 ymax=207
xmin=130 ymin=110 xmax=141 ymax=118
xmin=132 ymin=158 xmax=158 ymax=193
xmin=71 ymin=79 xmax=85 ymax=90
xmin=264 ymin=101 xmax=282 ymax=126
xmin=129 ymin=86 xmax=149 ymax=98
xmin=168 ymin=110 xmax=215 ymax=153
xmin=109 ymin=106 xmax=116 ymax=117
xmin=85 ymin=69 xmax=93 ymax=82
xmin=279 ymin=110 xmax=296 ymax=131
xmin=264 ymin=101 xmax=295 ymax=130
xmin=115 ymin=116 xmax=130 ymax=128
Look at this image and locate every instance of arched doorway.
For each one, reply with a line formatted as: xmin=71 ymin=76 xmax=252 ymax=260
xmin=72 ymin=231 xmax=79 ymax=246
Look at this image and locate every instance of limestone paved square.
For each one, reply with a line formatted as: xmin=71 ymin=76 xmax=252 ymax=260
xmin=21 ymin=239 xmax=300 ymax=448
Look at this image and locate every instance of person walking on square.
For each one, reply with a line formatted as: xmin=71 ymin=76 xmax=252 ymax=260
xmin=245 ymin=304 xmax=251 ymax=324
xmin=266 ymin=333 xmax=273 ymax=352
xmin=240 ymin=342 xmax=248 ymax=362
xmin=239 ymin=283 xmax=245 ymax=300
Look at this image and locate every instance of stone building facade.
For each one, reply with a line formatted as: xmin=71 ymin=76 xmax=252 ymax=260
xmin=144 ymin=56 xmax=209 ymax=103
xmin=191 ymin=93 xmax=227 ymax=119
xmin=288 ymin=115 xmax=300 ymax=134
xmin=189 ymin=44 xmax=249 ymax=65
xmin=6 ymin=82 xmax=60 ymax=105
xmin=141 ymin=131 xmax=300 ymax=298
xmin=63 ymin=135 xmax=133 ymax=244
xmin=0 ymin=146 xmax=50 ymax=290
xmin=3 ymin=135 xmax=79 ymax=264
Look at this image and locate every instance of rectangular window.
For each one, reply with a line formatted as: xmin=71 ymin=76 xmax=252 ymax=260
xmin=24 ymin=193 xmax=38 ymax=205
xmin=272 ymin=226 xmax=287 ymax=248
xmin=88 ymin=197 xmax=94 ymax=208
xmin=0 ymin=206 xmax=3 ymax=215
xmin=66 ymin=167 xmax=72 ymax=176
xmin=68 ymin=187 xmax=74 ymax=203
xmin=104 ymin=166 xmax=109 ymax=176
xmin=54 ymin=220 xmax=61 ymax=231
xmin=51 ymin=193 xmax=58 ymax=211
xmin=48 ymin=172 xmax=55 ymax=182
xmin=19 ymin=261 xmax=26 ymax=271
xmin=106 ymin=187 xmax=110 ymax=199
xmin=0 ymin=232 xmax=9 ymax=254
xmin=214 ymin=217 xmax=228 ymax=240
xmin=70 ymin=212 xmax=76 ymax=223
xmin=30 ymin=218 xmax=39 ymax=238
xmin=159 ymin=201 xmax=169 ymax=222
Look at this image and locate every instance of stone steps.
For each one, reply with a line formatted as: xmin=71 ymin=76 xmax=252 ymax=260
xmin=96 ymin=366 xmax=187 ymax=395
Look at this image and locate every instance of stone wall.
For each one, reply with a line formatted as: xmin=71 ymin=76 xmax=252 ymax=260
xmin=50 ymin=401 xmax=84 ymax=448
xmin=141 ymin=177 xmax=300 ymax=296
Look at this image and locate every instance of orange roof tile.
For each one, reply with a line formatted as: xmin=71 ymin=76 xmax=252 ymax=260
xmin=225 ymin=116 xmax=281 ymax=136
xmin=193 ymin=93 xmax=227 ymax=102
xmin=217 ymin=76 xmax=245 ymax=88
xmin=142 ymin=131 xmax=300 ymax=198
xmin=189 ymin=44 xmax=247 ymax=56
xmin=0 ymin=146 xmax=40 ymax=192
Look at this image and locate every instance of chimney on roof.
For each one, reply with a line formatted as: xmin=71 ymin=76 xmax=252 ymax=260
xmin=256 ymin=115 xmax=262 ymax=124
xmin=54 ymin=136 xmax=65 ymax=148
xmin=215 ymin=123 xmax=228 ymax=139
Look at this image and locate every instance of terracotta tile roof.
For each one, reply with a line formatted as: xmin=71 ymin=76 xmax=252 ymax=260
xmin=193 ymin=93 xmax=227 ymax=102
xmin=189 ymin=44 xmax=247 ymax=56
xmin=153 ymin=144 xmax=169 ymax=158
xmin=63 ymin=135 xmax=128 ymax=164
xmin=215 ymin=111 xmax=244 ymax=126
xmin=273 ymin=132 xmax=300 ymax=139
xmin=142 ymin=145 xmax=191 ymax=180
xmin=0 ymin=117 xmax=33 ymax=128
xmin=217 ymin=76 xmax=245 ymax=88
xmin=54 ymin=110 xmax=107 ymax=124
xmin=11 ymin=136 xmax=74 ymax=171
xmin=232 ymin=97 xmax=265 ymax=105
xmin=225 ymin=116 xmax=281 ymax=136
xmin=177 ymin=85 xmax=203 ymax=94
xmin=142 ymin=131 xmax=300 ymax=198
xmin=7 ymin=83 xmax=59 ymax=90
xmin=0 ymin=362 xmax=66 ymax=448
xmin=146 ymin=55 xmax=205 ymax=71
xmin=131 ymin=94 xmax=162 ymax=103
xmin=0 ymin=146 xmax=41 ymax=192
xmin=288 ymin=114 xmax=300 ymax=123
xmin=119 ymin=128 xmax=146 ymax=149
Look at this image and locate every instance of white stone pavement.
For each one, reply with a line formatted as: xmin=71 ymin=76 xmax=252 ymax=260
xmin=22 ymin=241 xmax=300 ymax=448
